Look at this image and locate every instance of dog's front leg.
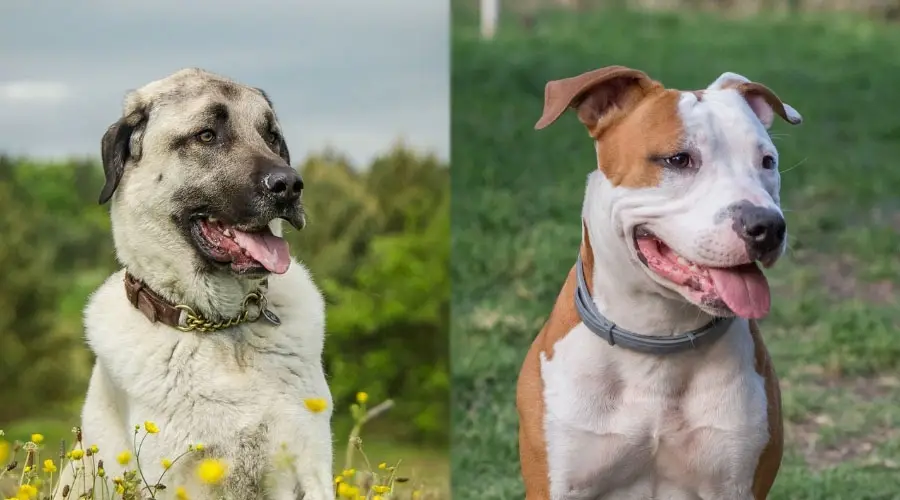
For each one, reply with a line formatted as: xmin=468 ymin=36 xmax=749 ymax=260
xmin=267 ymin=441 xmax=333 ymax=500
xmin=267 ymin=405 xmax=334 ymax=500
xmin=288 ymin=423 xmax=334 ymax=500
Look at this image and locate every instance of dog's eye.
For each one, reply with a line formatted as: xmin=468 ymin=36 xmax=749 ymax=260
xmin=663 ymin=153 xmax=692 ymax=169
xmin=266 ymin=132 xmax=279 ymax=145
xmin=197 ymin=130 xmax=216 ymax=143
xmin=762 ymin=155 xmax=776 ymax=170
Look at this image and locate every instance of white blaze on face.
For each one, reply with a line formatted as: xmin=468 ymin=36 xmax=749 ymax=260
xmin=651 ymin=89 xmax=783 ymax=263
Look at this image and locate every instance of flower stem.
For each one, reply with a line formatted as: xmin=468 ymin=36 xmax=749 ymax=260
xmin=134 ymin=431 xmax=155 ymax=499
xmin=343 ymin=400 xmax=394 ymax=471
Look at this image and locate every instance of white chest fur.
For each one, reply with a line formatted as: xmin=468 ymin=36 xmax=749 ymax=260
xmin=540 ymin=320 xmax=768 ymax=500
xmin=73 ymin=263 xmax=334 ymax=499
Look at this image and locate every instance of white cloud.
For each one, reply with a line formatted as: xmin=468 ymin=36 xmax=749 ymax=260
xmin=0 ymin=81 xmax=71 ymax=104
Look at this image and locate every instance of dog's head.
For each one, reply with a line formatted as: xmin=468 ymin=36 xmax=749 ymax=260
xmin=100 ymin=68 xmax=303 ymax=278
xmin=536 ymin=66 xmax=802 ymax=319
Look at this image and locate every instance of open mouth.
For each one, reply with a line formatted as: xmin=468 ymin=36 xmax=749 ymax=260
xmin=633 ymin=226 xmax=771 ymax=319
xmin=190 ymin=217 xmax=292 ymax=275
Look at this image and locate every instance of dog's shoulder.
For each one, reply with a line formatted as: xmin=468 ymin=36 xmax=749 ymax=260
xmin=83 ymin=269 xmax=145 ymax=348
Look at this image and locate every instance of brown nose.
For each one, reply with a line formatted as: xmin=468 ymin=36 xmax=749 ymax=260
xmin=737 ymin=206 xmax=786 ymax=257
xmin=262 ymin=166 xmax=304 ymax=202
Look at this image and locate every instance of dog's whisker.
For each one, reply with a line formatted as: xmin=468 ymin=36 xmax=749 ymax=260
xmin=779 ymin=157 xmax=809 ymax=175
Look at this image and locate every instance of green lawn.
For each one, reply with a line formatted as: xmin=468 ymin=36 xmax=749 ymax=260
xmin=450 ymin=7 xmax=900 ymax=500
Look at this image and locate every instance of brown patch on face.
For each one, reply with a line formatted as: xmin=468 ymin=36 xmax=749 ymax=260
xmin=594 ymin=90 xmax=685 ymax=189
xmin=748 ymin=319 xmax=784 ymax=499
xmin=534 ymin=66 xmax=688 ymax=190
xmin=516 ymin=221 xmax=596 ymax=498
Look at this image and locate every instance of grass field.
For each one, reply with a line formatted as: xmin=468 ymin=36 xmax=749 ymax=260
xmin=450 ymin=7 xmax=900 ymax=500
xmin=2 ymin=412 xmax=450 ymax=498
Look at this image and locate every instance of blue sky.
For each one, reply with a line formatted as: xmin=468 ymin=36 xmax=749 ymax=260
xmin=0 ymin=0 xmax=449 ymax=167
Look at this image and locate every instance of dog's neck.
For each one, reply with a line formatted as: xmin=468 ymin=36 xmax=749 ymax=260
xmin=124 ymin=260 xmax=265 ymax=321
xmin=581 ymin=172 xmax=715 ymax=337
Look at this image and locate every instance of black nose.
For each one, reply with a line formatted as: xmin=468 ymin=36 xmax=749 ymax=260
xmin=737 ymin=206 xmax=786 ymax=257
xmin=263 ymin=167 xmax=303 ymax=202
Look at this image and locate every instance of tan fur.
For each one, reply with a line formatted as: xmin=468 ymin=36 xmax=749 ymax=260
xmin=749 ymin=319 xmax=783 ymax=499
xmin=594 ymin=89 xmax=684 ymax=189
xmin=516 ymin=223 xmax=595 ymax=498
xmin=534 ymin=66 xmax=688 ymax=189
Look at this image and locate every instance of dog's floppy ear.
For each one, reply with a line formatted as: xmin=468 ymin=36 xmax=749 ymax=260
xmin=276 ymin=134 xmax=291 ymax=166
xmin=708 ymin=72 xmax=802 ymax=129
xmin=255 ymin=87 xmax=291 ymax=166
xmin=535 ymin=65 xmax=660 ymax=133
xmin=99 ymin=108 xmax=147 ymax=204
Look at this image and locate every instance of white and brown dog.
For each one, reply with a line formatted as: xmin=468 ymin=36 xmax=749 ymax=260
xmin=516 ymin=66 xmax=802 ymax=499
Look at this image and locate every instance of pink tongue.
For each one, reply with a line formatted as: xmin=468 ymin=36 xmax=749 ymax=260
xmin=708 ymin=263 xmax=771 ymax=319
xmin=231 ymin=229 xmax=291 ymax=274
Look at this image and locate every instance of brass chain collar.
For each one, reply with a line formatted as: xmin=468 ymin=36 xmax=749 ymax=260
xmin=175 ymin=290 xmax=268 ymax=333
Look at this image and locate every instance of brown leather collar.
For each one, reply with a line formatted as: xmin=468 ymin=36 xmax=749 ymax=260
xmin=124 ymin=272 xmax=184 ymax=328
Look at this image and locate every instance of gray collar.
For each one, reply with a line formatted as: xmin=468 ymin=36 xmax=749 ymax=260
xmin=574 ymin=253 xmax=734 ymax=355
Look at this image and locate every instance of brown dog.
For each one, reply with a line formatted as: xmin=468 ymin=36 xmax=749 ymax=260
xmin=517 ymin=66 xmax=801 ymax=499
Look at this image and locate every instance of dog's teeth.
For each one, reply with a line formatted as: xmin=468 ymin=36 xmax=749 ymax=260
xmin=689 ymin=264 xmax=700 ymax=272
xmin=676 ymin=257 xmax=689 ymax=266
xmin=208 ymin=217 xmax=218 ymax=223
xmin=223 ymin=228 xmax=233 ymax=237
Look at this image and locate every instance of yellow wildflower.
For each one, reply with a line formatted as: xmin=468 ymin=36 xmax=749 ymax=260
xmin=144 ymin=421 xmax=160 ymax=434
xmin=175 ymin=486 xmax=190 ymax=500
xmin=304 ymin=398 xmax=328 ymax=413
xmin=43 ymin=459 xmax=57 ymax=474
xmin=89 ymin=444 xmax=99 ymax=453
xmin=377 ymin=462 xmax=387 ymax=470
xmin=116 ymin=484 xmax=125 ymax=494
xmin=341 ymin=468 xmax=356 ymax=477
xmin=23 ymin=466 xmax=31 ymax=473
xmin=412 ymin=491 xmax=422 ymax=500
xmin=117 ymin=450 xmax=132 ymax=465
xmin=70 ymin=449 xmax=85 ymax=460
xmin=337 ymin=482 xmax=358 ymax=498
xmin=30 ymin=434 xmax=44 ymax=445
xmin=17 ymin=484 xmax=37 ymax=499
xmin=194 ymin=443 xmax=205 ymax=452
xmin=334 ymin=475 xmax=343 ymax=484
xmin=0 ymin=440 xmax=8 ymax=464
xmin=356 ymin=392 xmax=368 ymax=404
xmin=373 ymin=496 xmax=383 ymax=500
xmin=373 ymin=485 xmax=391 ymax=494
xmin=98 ymin=467 xmax=106 ymax=478
xmin=196 ymin=459 xmax=227 ymax=485
xmin=161 ymin=458 xmax=173 ymax=470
